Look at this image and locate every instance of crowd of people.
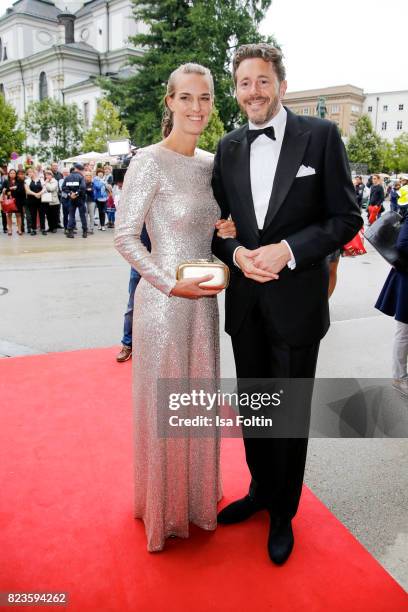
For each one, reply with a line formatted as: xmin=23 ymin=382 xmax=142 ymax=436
xmin=0 ymin=159 xmax=122 ymax=238
xmin=352 ymin=173 xmax=408 ymax=225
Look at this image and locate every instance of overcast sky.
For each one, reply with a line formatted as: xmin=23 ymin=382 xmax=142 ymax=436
xmin=1 ymin=0 xmax=406 ymax=94
xmin=262 ymin=0 xmax=406 ymax=93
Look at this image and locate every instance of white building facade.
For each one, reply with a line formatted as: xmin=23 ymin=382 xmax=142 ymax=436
xmin=0 ymin=0 xmax=144 ymax=129
xmin=364 ymin=91 xmax=408 ymax=142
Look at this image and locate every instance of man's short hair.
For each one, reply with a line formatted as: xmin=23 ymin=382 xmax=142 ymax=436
xmin=232 ymin=43 xmax=286 ymax=85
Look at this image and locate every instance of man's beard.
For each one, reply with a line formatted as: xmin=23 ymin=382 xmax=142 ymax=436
xmin=240 ymin=96 xmax=280 ymax=125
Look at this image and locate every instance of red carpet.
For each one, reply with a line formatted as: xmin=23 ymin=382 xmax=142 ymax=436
xmin=0 ymin=348 xmax=406 ymax=612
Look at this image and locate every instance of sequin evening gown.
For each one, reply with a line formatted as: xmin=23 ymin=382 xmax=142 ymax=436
xmin=114 ymin=144 xmax=222 ymax=552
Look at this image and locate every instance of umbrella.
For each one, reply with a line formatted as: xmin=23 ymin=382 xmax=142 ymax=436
xmin=61 ymin=151 xmax=118 ymax=164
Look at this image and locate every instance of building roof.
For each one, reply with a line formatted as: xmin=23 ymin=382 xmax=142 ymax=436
xmin=285 ymin=84 xmax=364 ymax=99
xmin=364 ymin=90 xmax=408 ymax=97
xmin=0 ymin=0 xmax=109 ymax=22
xmin=0 ymin=0 xmax=60 ymax=22
xmin=63 ymin=41 xmax=98 ymax=53
xmin=62 ymin=76 xmax=97 ymax=91
xmin=75 ymin=0 xmax=105 ymax=18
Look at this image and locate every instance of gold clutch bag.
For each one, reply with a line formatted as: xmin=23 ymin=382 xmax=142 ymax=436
xmin=176 ymin=259 xmax=230 ymax=288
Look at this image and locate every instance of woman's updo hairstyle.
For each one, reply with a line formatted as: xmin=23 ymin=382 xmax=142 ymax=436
xmin=162 ymin=63 xmax=214 ymax=138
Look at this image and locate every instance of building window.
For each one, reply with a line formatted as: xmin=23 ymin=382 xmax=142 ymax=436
xmin=383 ymin=105 xmax=388 ymax=111
xmin=399 ymin=104 xmax=404 ymax=111
xmin=331 ymin=105 xmax=340 ymax=113
xmin=83 ymin=101 xmax=90 ymax=128
xmin=0 ymin=38 xmax=2 ymax=63
xmin=39 ymin=71 xmax=48 ymax=101
xmin=397 ymin=121 xmax=403 ymax=130
xmin=368 ymin=106 xmax=372 ymax=112
xmin=0 ymin=83 xmax=4 ymax=98
xmin=302 ymin=107 xmax=309 ymax=115
xmin=351 ymin=105 xmax=360 ymax=113
xmin=3 ymin=47 xmax=7 ymax=61
xmin=381 ymin=121 xmax=387 ymax=130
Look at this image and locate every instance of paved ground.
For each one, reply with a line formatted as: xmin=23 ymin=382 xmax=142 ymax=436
xmin=0 ymin=223 xmax=407 ymax=589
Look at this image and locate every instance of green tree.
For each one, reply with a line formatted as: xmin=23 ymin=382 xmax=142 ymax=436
xmin=82 ymin=98 xmax=130 ymax=152
xmin=102 ymin=0 xmax=275 ymax=146
xmin=198 ymin=107 xmax=225 ymax=153
xmin=346 ymin=115 xmax=385 ymax=173
xmin=383 ymin=133 xmax=408 ymax=174
xmin=0 ymin=95 xmax=25 ymax=165
xmin=24 ymin=99 xmax=84 ymax=162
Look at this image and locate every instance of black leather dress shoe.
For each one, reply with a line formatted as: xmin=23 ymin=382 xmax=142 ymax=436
xmin=268 ymin=519 xmax=294 ymax=565
xmin=217 ymin=495 xmax=264 ymax=524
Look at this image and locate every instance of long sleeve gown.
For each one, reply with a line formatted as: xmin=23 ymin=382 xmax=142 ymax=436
xmin=114 ymin=144 xmax=222 ymax=551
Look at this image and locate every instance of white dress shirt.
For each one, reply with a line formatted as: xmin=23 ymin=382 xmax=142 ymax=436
xmin=233 ymin=104 xmax=296 ymax=269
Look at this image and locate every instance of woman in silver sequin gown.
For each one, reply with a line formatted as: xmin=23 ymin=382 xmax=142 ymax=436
xmin=114 ymin=64 xmax=235 ymax=552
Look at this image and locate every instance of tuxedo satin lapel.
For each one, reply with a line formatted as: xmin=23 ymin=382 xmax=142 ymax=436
xmin=263 ymin=112 xmax=311 ymax=231
xmin=228 ymin=129 xmax=259 ymax=238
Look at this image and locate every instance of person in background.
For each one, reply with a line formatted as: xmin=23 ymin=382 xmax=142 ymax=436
xmin=0 ymin=168 xmax=7 ymax=233
xmin=390 ymin=182 xmax=400 ymax=213
xmin=398 ymin=178 xmax=408 ymax=220
xmin=354 ymin=176 xmax=365 ymax=210
xmin=367 ymin=174 xmax=385 ymax=225
xmin=375 ymin=217 xmax=408 ymax=397
xmin=25 ymin=168 xmax=44 ymax=236
xmin=59 ymin=168 xmax=71 ymax=233
xmin=116 ymin=226 xmax=151 ymax=363
xmin=62 ymin=163 xmax=87 ymax=239
xmin=84 ymin=171 xmax=96 ymax=234
xmin=1 ymin=169 xmax=25 ymax=235
xmin=104 ymin=165 xmax=114 ymax=187
xmin=51 ymin=161 xmax=63 ymax=229
xmin=25 ymin=169 xmax=47 ymax=236
xmin=21 ymin=169 xmax=33 ymax=233
xmin=106 ymin=190 xmax=116 ymax=228
xmin=36 ymin=164 xmax=44 ymax=181
xmin=24 ymin=154 xmax=34 ymax=171
xmin=93 ymin=169 xmax=108 ymax=231
xmin=51 ymin=162 xmax=63 ymax=183
xmin=16 ymin=169 xmax=28 ymax=233
xmin=41 ymin=169 xmax=60 ymax=232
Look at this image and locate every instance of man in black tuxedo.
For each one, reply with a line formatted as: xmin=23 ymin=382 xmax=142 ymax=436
xmin=212 ymin=44 xmax=362 ymax=564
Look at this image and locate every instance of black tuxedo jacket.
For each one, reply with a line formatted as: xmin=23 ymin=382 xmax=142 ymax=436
xmin=212 ymin=107 xmax=363 ymax=346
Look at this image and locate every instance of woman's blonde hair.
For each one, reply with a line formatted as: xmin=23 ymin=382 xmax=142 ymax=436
xmin=162 ymin=63 xmax=214 ymax=138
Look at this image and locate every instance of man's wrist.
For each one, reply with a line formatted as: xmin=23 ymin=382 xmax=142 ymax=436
xmin=281 ymin=240 xmax=296 ymax=270
xmin=233 ymin=246 xmax=244 ymax=268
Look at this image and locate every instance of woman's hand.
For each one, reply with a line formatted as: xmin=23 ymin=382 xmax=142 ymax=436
xmin=216 ymin=218 xmax=236 ymax=239
xmin=170 ymin=275 xmax=224 ymax=299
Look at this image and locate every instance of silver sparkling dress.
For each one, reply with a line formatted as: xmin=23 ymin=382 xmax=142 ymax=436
xmin=114 ymin=144 xmax=222 ymax=552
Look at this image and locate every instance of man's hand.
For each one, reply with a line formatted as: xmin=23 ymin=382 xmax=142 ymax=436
xmin=246 ymin=242 xmax=291 ymax=275
xmin=235 ymin=247 xmax=279 ymax=283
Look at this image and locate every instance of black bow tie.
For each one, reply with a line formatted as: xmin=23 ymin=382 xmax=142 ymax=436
xmin=247 ymin=125 xmax=276 ymax=145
